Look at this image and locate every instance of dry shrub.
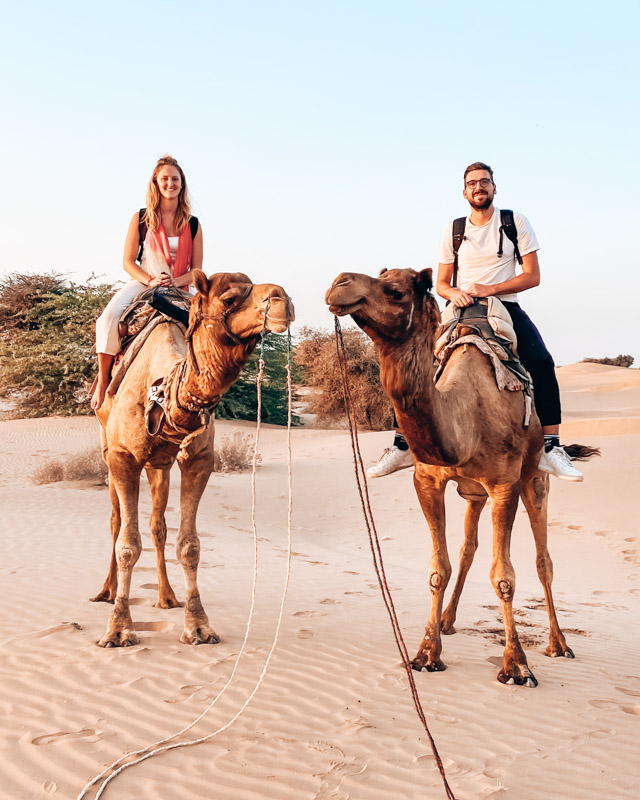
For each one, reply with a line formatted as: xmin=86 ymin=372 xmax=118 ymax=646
xmin=583 ymin=354 xmax=634 ymax=368
xmin=295 ymin=326 xmax=393 ymax=430
xmin=32 ymin=447 xmax=107 ymax=485
xmin=214 ymin=432 xmax=260 ymax=472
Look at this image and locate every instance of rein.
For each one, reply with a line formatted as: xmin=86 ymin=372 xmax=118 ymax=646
xmin=333 ymin=316 xmax=457 ymax=800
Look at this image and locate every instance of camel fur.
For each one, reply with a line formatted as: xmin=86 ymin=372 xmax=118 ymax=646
xmin=92 ymin=270 xmax=294 ymax=648
xmin=326 ymin=267 xmax=595 ymax=686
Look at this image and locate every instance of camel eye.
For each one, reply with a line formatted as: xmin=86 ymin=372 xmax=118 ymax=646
xmin=222 ymin=295 xmax=237 ymax=307
xmin=384 ymin=287 xmax=404 ymax=301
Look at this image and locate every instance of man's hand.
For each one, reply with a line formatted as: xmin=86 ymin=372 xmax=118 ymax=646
xmin=467 ymin=282 xmax=493 ymax=298
xmin=450 ymin=288 xmax=475 ymax=307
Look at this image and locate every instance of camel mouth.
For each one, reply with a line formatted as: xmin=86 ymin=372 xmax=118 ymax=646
xmin=265 ymin=316 xmax=293 ymax=334
xmin=328 ymin=300 xmax=364 ymax=317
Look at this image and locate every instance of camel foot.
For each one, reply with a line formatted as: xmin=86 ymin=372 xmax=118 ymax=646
xmin=154 ymin=594 xmax=182 ymax=609
xmin=497 ymin=664 xmax=538 ymax=687
xmin=98 ymin=629 xmax=139 ymax=648
xmin=546 ymin=642 xmax=575 ymax=659
xmin=410 ymin=650 xmax=446 ymax=673
xmin=90 ymin=589 xmax=116 ymax=604
xmin=440 ymin=621 xmax=456 ymax=635
xmin=180 ymin=625 xmax=220 ymax=645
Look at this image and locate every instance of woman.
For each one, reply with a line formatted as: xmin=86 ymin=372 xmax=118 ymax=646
xmin=92 ymin=155 xmax=203 ymax=410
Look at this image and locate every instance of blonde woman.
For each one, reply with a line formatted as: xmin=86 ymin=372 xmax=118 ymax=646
xmin=92 ymin=155 xmax=203 ymax=410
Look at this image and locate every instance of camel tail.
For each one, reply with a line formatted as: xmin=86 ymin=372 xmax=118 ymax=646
xmin=564 ymin=444 xmax=601 ymax=462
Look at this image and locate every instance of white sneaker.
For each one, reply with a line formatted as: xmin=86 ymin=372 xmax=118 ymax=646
xmin=366 ymin=446 xmax=414 ymax=478
xmin=538 ymin=446 xmax=584 ymax=482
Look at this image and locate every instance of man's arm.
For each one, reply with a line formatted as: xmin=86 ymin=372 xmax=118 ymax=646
xmin=466 ymin=251 xmax=540 ymax=298
xmin=436 ymin=261 xmax=475 ymax=307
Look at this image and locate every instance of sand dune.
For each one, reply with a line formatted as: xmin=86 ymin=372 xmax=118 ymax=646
xmin=0 ymin=365 xmax=638 ymax=800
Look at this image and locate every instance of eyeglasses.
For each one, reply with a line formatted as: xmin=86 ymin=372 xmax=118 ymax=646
xmin=465 ymin=178 xmax=493 ymax=189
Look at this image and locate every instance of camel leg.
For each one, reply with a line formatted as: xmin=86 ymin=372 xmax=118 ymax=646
xmin=145 ymin=466 xmax=180 ymax=609
xmin=90 ymin=476 xmax=120 ymax=603
xmin=441 ymin=492 xmax=488 ymax=634
xmin=487 ymin=482 xmax=537 ymax=687
xmin=520 ymin=472 xmax=574 ymax=659
xmin=176 ymin=451 xmax=219 ymax=645
xmin=410 ymin=470 xmax=451 ymax=673
xmin=98 ymin=453 xmax=142 ymax=648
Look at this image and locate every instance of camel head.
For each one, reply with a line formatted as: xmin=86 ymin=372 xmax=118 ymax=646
xmin=325 ymin=268 xmax=440 ymax=344
xmin=191 ymin=270 xmax=295 ymax=343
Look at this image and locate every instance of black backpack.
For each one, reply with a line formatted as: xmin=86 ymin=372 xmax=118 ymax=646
xmin=136 ymin=208 xmax=199 ymax=264
xmin=451 ymin=209 xmax=522 ymax=288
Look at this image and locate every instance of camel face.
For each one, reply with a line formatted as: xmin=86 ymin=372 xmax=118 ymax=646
xmin=193 ymin=270 xmax=295 ymax=340
xmin=326 ymin=268 xmax=434 ymax=341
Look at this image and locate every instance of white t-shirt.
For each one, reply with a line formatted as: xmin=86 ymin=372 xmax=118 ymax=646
xmin=438 ymin=207 xmax=539 ymax=302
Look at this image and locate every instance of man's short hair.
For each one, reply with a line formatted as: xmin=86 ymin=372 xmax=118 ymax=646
xmin=464 ymin=162 xmax=494 ymax=182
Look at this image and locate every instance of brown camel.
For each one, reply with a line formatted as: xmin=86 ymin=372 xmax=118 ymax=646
xmin=92 ymin=270 xmax=294 ymax=648
xmin=326 ymin=267 xmax=594 ymax=686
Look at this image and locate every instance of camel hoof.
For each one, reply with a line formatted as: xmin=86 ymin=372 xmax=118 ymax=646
xmin=441 ymin=625 xmax=456 ymax=636
xmin=90 ymin=592 xmax=115 ymax=604
xmin=411 ymin=659 xmax=446 ymax=673
xmin=545 ymin=643 xmax=575 ymax=659
xmin=154 ymin=597 xmax=182 ymax=609
xmin=180 ymin=628 xmax=220 ymax=646
xmin=497 ymin=670 xmax=538 ymax=688
xmin=98 ymin=631 xmax=139 ymax=648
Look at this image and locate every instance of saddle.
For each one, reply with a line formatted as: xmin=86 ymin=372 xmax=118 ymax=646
xmin=434 ymin=297 xmax=533 ymax=427
xmin=106 ymin=287 xmax=192 ymax=400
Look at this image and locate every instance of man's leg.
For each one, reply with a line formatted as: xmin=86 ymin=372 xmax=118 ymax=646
xmin=504 ymin=303 xmax=583 ymax=482
xmin=366 ymin=413 xmax=414 ymax=478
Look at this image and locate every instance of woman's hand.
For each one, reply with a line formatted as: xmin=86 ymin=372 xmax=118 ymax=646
xmin=147 ymin=273 xmax=173 ymax=288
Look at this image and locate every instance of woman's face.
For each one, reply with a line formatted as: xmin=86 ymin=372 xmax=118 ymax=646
xmin=155 ymin=165 xmax=182 ymax=200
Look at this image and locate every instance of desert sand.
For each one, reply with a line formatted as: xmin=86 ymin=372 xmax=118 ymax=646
xmin=1 ymin=362 xmax=639 ymax=800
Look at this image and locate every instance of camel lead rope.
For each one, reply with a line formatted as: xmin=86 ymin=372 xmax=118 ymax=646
xmin=333 ymin=317 xmax=457 ymax=800
xmin=78 ymin=325 xmax=293 ymax=800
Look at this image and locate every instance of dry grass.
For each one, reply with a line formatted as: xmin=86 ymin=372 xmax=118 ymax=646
xmin=214 ymin=432 xmax=260 ymax=473
xmin=31 ymin=434 xmax=257 ymax=486
xmin=32 ymin=447 xmax=108 ymax=485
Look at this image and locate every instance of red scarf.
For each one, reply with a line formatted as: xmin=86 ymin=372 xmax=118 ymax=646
xmin=145 ymin=220 xmax=193 ymax=279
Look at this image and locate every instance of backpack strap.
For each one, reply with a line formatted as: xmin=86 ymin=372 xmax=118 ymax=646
xmin=451 ymin=216 xmax=466 ymax=288
xmin=136 ymin=211 xmax=199 ymax=265
xmin=498 ymin=209 xmax=522 ymax=265
xmin=136 ymin=208 xmax=147 ymax=264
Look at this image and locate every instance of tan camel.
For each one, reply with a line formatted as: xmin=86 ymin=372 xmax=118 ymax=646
xmin=326 ymin=267 xmax=595 ymax=686
xmin=92 ymin=270 xmax=294 ymax=648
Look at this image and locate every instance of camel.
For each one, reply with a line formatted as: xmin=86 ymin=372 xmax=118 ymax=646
xmin=92 ymin=270 xmax=294 ymax=648
xmin=326 ymin=267 xmax=595 ymax=686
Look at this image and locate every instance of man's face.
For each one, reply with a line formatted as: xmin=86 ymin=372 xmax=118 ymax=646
xmin=463 ymin=169 xmax=496 ymax=211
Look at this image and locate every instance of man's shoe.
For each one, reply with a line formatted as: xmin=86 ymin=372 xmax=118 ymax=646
xmin=538 ymin=446 xmax=584 ymax=482
xmin=366 ymin=446 xmax=414 ymax=479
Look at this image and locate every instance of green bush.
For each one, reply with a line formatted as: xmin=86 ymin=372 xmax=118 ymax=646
xmin=0 ymin=272 xmax=114 ymax=416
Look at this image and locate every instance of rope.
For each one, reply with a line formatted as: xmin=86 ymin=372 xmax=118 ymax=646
xmin=78 ymin=326 xmax=293 ymax=800
xmin=333 ymin=317 xmax=457 ymax=800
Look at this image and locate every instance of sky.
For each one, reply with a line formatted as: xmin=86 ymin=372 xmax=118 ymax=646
xmin=1 ymin=0 xmax=638 ymax=366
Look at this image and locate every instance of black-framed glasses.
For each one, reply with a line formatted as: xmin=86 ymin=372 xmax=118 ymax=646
xmin=465 ymin=178 xmax=493 ymax=189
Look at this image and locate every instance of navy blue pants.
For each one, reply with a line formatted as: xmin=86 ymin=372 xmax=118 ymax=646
xmin=392 ymin=302 xmax=561 ymax=430
xmin=502 ymin=302 xmax=561 ymax=427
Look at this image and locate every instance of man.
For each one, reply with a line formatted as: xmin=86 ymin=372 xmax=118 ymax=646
xmin=366 ymin=161 xmax=583 ymax=481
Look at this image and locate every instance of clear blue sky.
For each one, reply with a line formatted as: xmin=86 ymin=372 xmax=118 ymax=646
xmin=1 ymin=0 xmax=638 ymax=365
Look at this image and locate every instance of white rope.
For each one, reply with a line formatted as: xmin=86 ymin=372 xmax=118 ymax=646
xmin=78 ymin=352 xmax=294 ymax=800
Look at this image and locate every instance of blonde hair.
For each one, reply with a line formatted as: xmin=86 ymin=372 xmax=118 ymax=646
xmin=144 ymin=155 xmax=192 ymax=232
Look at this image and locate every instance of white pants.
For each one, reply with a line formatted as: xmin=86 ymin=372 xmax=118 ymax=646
xmin=95 ymin=280 xmax=147 ymax=355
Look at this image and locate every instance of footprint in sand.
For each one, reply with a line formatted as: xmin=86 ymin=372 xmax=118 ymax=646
xmin=589 ymin=699 xmax=639 ymax=714
xmin=32 ymin=728 xmax=101 ymax=746
xmin=164 ymin=684 xmax=214 ymax=704
xmin=624 ymin=537 xmax=638 ymax=543
xmin=297 ymin=629 xmax=314 ymax=639
xmin=320 ymin=598 xmax=341 ymax=605
xmin=567 ymin=525 xmax=582 ymax=531
xmin=293 ymin=610 xmax=324 ymax=618
xmin=594 ymin=530 xmax=610 ymax=537
xmin=483 ymin=753 xmax=516 ymax=779
xmin=140 ymin=583 xmax=158 ymax=591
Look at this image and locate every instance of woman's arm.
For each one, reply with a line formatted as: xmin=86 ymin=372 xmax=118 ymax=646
xmin=123 ymin=212 xmax=171 ymax=287
xmin=172 ymin=222 xmax=203 ymax=287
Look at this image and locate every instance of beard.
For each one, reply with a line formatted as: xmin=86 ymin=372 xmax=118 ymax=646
xmin=469 ymin=193 xmax=493 ymax=210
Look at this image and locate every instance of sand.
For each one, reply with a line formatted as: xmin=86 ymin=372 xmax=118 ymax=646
xmin=1 ymin=362 xmax=639 ymax=800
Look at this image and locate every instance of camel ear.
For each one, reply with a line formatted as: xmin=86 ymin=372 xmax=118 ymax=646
xmin=415 ymin=268 xmax=433 ymax=296
xmin=379 ymin=268 xmax=388 ymax=276
xmin=192 ymin=270 xmax=210 ymax=297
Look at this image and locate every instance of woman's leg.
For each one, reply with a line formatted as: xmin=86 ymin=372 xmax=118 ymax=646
xmin=92 ymin=281 xmax=146 ymax=410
